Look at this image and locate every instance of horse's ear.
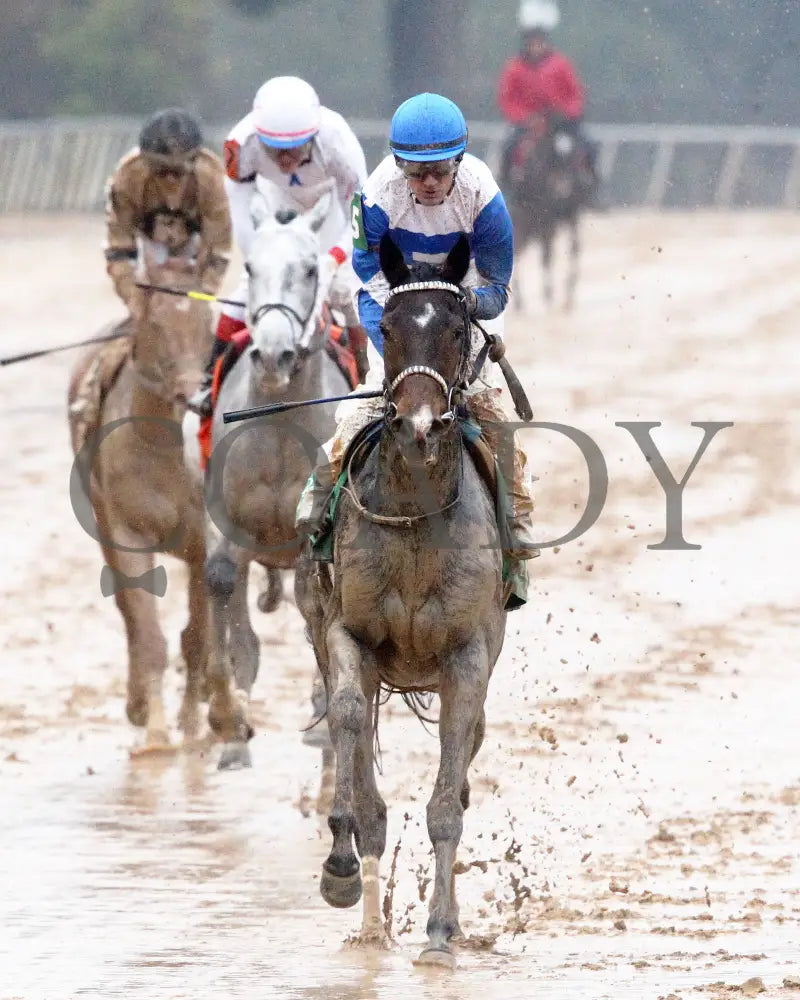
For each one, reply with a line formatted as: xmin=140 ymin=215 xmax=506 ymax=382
xmin=250 ymin=188 xmax=272 ymax=230
xmin=379 ymin=233 xmax=411 ymax=288
xmin=440 ymin=234 xmax=471 ymax=286
xmin=305 ymin=185 xmax=333 ymax=234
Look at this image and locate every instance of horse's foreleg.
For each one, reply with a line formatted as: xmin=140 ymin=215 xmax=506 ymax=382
xmin=95 ymin=500 xmax=171 ymax=754
xmin=204 ymin=535 xmax=253 ymax=769
xmin=320 ymin=620 xmax=368 ymax=911
xmin=565 ymin=216 xmax=580 ymax=312
xmin=418 ymin=638 xmax=490 ymax=969
xmin=352 ymin=679 xmax=388 ymax=942
xmin=178 ymin=550 xmax=207 ymax=743
xmin=220 ymin=560 xmax=259 ymax=769
xmin=295 ymin=558 xmax=335 ymax=811
xmin=256 ymin=566 xmax=283 ymax=613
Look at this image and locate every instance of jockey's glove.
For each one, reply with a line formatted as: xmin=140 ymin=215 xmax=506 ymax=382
xmin=462 ymin=287 xmax=479 ymax=316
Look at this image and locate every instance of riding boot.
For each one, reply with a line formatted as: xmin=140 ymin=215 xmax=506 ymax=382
xmin=345 ymin=323 xmax=371 ymax=384
xmin=466 ymin=389 xmax=540 ymax=562
xmin=295 ymin=459 xmax=340 ymax=548
xmin=506 ymin=504 xmax=540 ymax=561
xmin=187 ymin=309 xmax=250 ymax=417
xmin=186 ymin=335 xmax=227 ymax=417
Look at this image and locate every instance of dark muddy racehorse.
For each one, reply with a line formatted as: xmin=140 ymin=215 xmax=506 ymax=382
xmin=295 ymin=234 xmax=508 ymax=967
xmin=506 ymin=112 xmax=596 ymax=312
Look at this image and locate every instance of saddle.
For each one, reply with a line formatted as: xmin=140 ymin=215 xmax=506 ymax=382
xmin=197 ymin=305 xmax=360 ymax=470
xmin=310 ymin=415 xmax=527 ymax=612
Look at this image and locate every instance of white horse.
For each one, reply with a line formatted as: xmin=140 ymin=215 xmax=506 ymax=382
xmin=199 ymin=185 xmax=350 ymax=770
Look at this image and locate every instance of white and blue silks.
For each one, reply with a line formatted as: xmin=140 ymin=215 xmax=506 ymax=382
xmin=324 ymin=153 xmax=515 ymax=459
xmin=352 ymin=152 xmax=514 ymax=357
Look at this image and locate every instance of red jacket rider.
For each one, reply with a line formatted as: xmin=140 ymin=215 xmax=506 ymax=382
xmin=497 ymin=33 xmax=584 ymax=127
xmin=496 ymin=11 xmax=596 ymax=190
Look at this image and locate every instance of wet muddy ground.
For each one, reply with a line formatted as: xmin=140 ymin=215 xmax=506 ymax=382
xmin=1 ymin=213 xmax=798 ymax=999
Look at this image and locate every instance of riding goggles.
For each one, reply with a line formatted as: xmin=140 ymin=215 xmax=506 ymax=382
xmin=263 ymin=140 xmax=314 ymax=165
xmin=396 ymin=157 xmax=459 ymax=180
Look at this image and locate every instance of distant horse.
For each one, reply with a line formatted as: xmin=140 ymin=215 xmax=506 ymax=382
xmin=295 ymin=234 xmax=507 ymax=966
xmin=507 ymin=113 xmax=595 ymax=311
xmin=202 ymin=186 xmax=350 ymax=771
xmin=68 ymin=274 xmax=213 ymax=753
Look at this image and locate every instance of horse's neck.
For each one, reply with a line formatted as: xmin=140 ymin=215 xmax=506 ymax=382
xmin=372 ymin=432 xmax=462 ymax=517
xmin=128 ymin=319 xmax=180 ymax=428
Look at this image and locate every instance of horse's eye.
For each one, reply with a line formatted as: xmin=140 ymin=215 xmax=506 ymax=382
xmin=244 ymin=262 xmax=253 ymax=277
xmin=306 ymin=263 xmax=317 ymax=280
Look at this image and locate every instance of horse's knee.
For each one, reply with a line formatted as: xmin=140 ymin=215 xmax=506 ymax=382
xmin=328 ymin=684 xmax=366 ymax=736
xmin=427 ymin=793 xmax=463 ymax=845
xmin=205 ymin=552 xmax=236 ymax=600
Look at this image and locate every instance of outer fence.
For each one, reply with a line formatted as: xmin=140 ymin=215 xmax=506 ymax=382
xmin=2 ymin=117 xmax=800 ymax=213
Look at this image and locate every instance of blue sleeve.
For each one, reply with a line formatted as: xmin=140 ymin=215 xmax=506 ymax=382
xmin=357 ymin=290 xmax=385 ymax=355
xmin=352 ymin=196 xmax=390 ymax=284
xmin=471 ymin=191 xmax=514 ymax=319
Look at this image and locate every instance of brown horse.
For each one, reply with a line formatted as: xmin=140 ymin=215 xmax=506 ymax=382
xmin=294 ymin=234 xmax=507 ymax=967
xmin=507 ymin=113 xmax=595 ymax=311
xmin=68 ymin=274 xmax=213 ymax=753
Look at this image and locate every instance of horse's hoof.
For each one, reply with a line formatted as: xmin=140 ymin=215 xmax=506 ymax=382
xmin=320 ymin=868 xmax=362 ymax=909
xmin=217 ymin=741 xmax=252 ymax=771
xmin=414 ymin=947 xmax=456 ymax=970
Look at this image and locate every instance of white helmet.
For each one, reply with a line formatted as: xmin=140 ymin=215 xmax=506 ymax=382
xmin=518 ymin=0 xmax=560 ymax=31
xmin=252 ymin=76 xmax=321 ymax=149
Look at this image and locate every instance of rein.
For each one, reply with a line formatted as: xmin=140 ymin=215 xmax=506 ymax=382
xmin=251 ymin=267 xmax=319 ymax=334
xmin=340 ymin=430 xmax=465 ymax=529
xmin=248 ymin=269 xmax=323 ymax=375
xmin=342 ymin=280 xmax=470 ymax=528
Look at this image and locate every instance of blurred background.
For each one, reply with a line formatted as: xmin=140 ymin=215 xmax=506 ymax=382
xmin=4 ymin=0 xmax=800 ymax=125
xmin=2 ymin=0 xmax=800 ymax=211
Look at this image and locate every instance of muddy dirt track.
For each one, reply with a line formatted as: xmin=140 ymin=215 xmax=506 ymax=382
xmin=1 ymin=212 xmax=798 ymax=1000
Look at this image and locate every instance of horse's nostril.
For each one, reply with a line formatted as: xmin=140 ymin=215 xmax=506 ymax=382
xmin=278 ymin=350 xmax=295 ymax=370
xmin=250 ymin=347 xmax=262 ymax=366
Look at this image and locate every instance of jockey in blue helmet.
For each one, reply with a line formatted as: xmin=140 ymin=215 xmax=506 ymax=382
xmin=296 ymin=92 xmax=537 ymax=570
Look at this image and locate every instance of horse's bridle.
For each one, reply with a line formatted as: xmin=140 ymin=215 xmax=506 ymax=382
xmin=382 ymin=280 xmax=474 ymax=421
xmin=340 ymin=280 xmax=474 ymax=529
xmin=249 ymin=267 xmax=322 ymax=371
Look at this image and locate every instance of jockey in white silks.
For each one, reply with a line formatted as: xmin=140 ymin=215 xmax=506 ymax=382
xmin=296 ymin=92 xmax=537 ymax=563
xmin=188 ymin=75 xmax=369 ymax=417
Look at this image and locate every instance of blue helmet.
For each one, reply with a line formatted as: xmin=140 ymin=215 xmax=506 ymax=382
xmin=389 ymin=93 xmax=468 ymax=163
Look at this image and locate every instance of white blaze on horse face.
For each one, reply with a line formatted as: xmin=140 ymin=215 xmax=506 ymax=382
xmin=414 ymin=302 xmax=436 ymax=331
xmin=411 ymin=404 xmax=434 ymax=441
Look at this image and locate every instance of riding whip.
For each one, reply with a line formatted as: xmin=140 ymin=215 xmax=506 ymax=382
xmin=472 ymin=319 xmax=534 ymax=422
xmin=134 ymin=282 xmax=246 ymax=309
xmin=0 ymin=328 xmax=129 ymax=367
xmin=223 ymin=389 xmax=383 ymax=424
